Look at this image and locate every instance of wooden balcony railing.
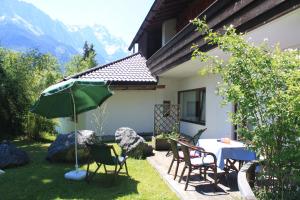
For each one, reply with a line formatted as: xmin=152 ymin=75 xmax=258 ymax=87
xmin=146 ymin=0 xmax=300 ymax=76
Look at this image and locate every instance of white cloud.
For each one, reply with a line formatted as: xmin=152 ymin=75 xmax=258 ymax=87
xmin=105 ymin=45 xmax=119 ymax=55
xmin=0 ymin=16 xmax=6 ymax=22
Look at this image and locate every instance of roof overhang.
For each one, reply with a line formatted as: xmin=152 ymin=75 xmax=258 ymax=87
xmin=128 ymin=0 xmax=195 ymax=50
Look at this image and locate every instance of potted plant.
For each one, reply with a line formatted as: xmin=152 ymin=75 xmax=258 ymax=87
xmin=152 ymin=132 xmax=170 ymax=151
xmin=152 ymin=131 xmax=180 ymax=151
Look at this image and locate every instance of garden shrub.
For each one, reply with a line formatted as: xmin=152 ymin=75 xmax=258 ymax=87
xmin=192 ymin=19 xmax=300 ymax=199
xmin=0 ymin=48 xmax=61 ymax=139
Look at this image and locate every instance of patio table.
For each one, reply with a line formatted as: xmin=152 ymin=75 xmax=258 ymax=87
xmin=197 ymin=139 xmax=256 ymax=170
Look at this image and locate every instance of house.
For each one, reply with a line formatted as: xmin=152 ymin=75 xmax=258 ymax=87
xmin=58 ymin=0 xmax=300 ymax=140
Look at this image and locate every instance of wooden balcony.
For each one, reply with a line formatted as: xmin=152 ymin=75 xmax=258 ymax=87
xmin=147 ymin=0 xmax=300 ymax=76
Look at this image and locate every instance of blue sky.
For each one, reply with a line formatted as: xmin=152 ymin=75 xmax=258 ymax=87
xmin=21 ymin=0 xmax=155 ymax=44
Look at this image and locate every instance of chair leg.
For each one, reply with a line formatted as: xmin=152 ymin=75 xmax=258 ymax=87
xmin=184 ymin=167 xmax=191 ymax=191
xmin=199 ymin=167 xmax=203 ymax=177
xmin=179 ymin=165 xmax=186 ymax=183
xmin=165 ymin=150 xmax=172 ymax=157
xmin=204 ymin=167 xmax=207 ymax=180
xmin=103 ymin=165 xmax=107 ymax=174
xmin=174 ymin=160 xmax=180 ymax=180
xmin=87 ymin=163 xmax=101 ymax=182
xmin=213 ymin=167 xmax=218 ymax=189
xmin=114 ymin=165 xmax=118 ymax=175
xmin=124 ymin=161 xmax=129 ymax=176
xmin=167 ymin=158 xmax=175 ymax=174
xmin=239 ymin=160 xmax=244 ymax=170
xmin=85 ymin=163 xmax=90 ymax=182
xmin=117 ymin=165 xmax=122 ymax=175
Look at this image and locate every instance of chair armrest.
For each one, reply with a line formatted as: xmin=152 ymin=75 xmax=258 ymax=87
xmin=188 ymin=145 xmax=217 ymax=164
xmin=178 ymin=137 xmax=190 ymax=143
xmin=201 ymin=151 xmax=217 ymax=164
xmin=111 ymin=145 xmax=119 ymax=157
xmin=187 ymin=144 xmax=205 ymax=152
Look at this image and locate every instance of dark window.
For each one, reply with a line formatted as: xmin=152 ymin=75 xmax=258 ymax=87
xmin=178 ymin=88 xmax=206 ymax=125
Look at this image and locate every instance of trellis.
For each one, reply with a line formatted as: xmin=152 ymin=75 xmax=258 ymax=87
xmin=154 ymin=104 xmax=180 ymax=136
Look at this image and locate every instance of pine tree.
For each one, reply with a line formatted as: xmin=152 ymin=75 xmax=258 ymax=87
xmin=83 ymin=41 xmax=90 ymax=60
xmin=65 ymin=41 xmax=98 ymax=76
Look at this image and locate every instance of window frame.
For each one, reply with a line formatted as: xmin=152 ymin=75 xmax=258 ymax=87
xmin=178 ymin=88 xmax=206 ymax=125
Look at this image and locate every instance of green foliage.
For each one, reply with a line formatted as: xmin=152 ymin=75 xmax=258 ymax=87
xmin=65 ymin=41 xmax=97 ymax=76
xmin=192 ymin=19 xmax=300 ymax=199
xmin=155 ymin=132 xmax=170 ymax=139
xmin=0 ymin=48 xmax=62 ymax=139
xmin=157 ymin=132 xmax=179 ymax=140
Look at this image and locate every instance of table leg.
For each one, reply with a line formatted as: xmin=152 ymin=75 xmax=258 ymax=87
xmin=225 ymin=159 xmax=239 ymax=172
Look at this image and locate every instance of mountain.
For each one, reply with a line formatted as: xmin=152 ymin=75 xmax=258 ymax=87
xmin=0 ymin=0 xmax=129 ymax=64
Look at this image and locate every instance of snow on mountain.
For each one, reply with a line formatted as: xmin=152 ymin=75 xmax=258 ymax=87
xmin=0 ymin=0 xmax=129 ymax=65
xmin=69 ymin=24 xmax=129 ymax=63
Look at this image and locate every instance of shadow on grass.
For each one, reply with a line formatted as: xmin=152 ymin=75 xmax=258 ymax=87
xmin=0 ymin=140 xmax=140 ymax=200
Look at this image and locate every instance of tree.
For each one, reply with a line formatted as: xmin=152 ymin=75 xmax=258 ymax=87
xmin=65 ymin=41 xmax=97 ymax=76
xmin=0 ymin=48 xmax=62 ymax=139
xmin=83 ymin=41 xmax=90 ymax=59
xmin=192 ymin=19 xmax=300 ymax=199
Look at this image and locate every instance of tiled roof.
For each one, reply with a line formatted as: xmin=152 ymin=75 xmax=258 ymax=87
xmin=67 ymin=53 xmax=157 ymax=83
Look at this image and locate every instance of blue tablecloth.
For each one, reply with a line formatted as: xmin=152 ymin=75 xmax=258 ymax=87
xmin=197 ymin=139 xmax=256 ymax=169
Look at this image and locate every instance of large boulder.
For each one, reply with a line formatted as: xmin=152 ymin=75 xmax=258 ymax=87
xmin=0 ymin=140 xmax=29 ymax=169
xmin=46 ymin=130 xmax=97 ymax=163
xmin=115 ymin=127 xmax=153 ymax=159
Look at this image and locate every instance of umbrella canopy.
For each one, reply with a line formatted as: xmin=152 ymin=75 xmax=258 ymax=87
xmin=31 ymin=78 xmax=113 ymax=119
xmin=31 ymin=78 xmax=113 ymax=178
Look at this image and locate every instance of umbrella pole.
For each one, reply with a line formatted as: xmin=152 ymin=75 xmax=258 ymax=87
xmin=70 ymin=89 xmax=79 ymax=171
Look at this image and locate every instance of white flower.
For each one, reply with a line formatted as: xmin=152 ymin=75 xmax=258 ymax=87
xmin=263 ymin=38 xmax=269 ymax=42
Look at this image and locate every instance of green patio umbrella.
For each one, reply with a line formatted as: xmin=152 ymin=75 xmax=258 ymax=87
xmin=31 ymin=78 xmax=113 ymax=180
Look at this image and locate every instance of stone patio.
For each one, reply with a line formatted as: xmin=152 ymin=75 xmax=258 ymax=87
xmin=147 ymin=150 xmax=241 ymax=200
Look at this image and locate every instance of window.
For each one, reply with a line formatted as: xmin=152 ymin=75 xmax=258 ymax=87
xmin=178 ymin=88 xmax=206 ymax=125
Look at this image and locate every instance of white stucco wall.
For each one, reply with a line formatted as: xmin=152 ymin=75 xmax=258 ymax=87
xmin=56 ymin=78 xmax=181 ymax=136
xmin=177 ymin=74 xmax=233 ymax=139
xmin=57 ymin=90 xmax=157 ymax=136
xmin=56 ymin=76 xmax=233 ymax=139
xmin=155 ymin=77 xmax=179 ymax=104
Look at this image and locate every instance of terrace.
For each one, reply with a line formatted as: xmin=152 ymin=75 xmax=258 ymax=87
xmin=148 ymin=150 xmax=241 ymax=200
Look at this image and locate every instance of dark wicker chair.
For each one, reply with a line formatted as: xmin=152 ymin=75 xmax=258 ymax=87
xmin=178 ymin=141 xmax=223 ymax=190
xmin=179 ymin=128 xmax=207 ymax=145
xmin=85 ymin=143 xmax=128 ymax=182
xmin=168 ymin=138 xmax=202 ymax=180
xmin=167 ymin=138 xmax=183 ymax=180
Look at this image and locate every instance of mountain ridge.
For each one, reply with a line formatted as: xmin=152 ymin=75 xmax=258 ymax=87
xmin=0 ymin=0 xmax=129 ymax=64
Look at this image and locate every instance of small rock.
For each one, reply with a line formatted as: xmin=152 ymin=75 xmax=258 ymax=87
xmin=0 ymin=140 xmax=29 ymax=169
xmin=115 ymin=127 xmax=153 ymax=159
xmin=0 ymin=169 xmax=5 ymax=175
xmin=46 ymin=130 xmax=97 ymax=163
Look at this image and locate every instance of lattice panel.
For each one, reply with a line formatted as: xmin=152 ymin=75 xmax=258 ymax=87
xmin=154 ymin=104 xmax=180 ymax=136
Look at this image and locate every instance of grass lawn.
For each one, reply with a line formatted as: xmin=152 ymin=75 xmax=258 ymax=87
xmin=0 ymin=138 xmax=178 ymax=200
